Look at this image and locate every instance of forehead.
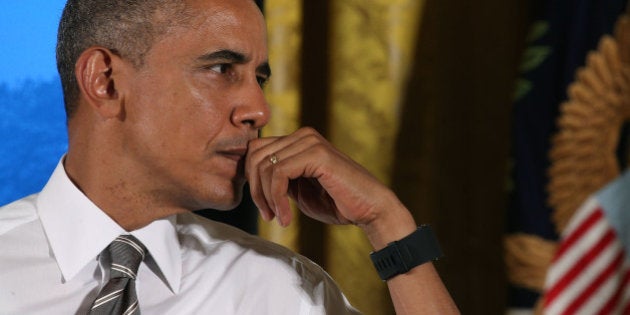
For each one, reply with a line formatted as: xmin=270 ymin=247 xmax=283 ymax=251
xmin=184 ymin=0 xmax=267 ymax=44
xmin=188 ymin=0 xmax=262 ymax=21
xmin=143 ymin=0 xmax=267 ymax=65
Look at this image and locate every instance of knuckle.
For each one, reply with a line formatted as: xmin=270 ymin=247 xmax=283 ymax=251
xmin=247 ymin=138 xmax=263 ymax=151
xmin=301 ymin=126 xmax=316 ymax=134
xmin=310 ymin=142 xmax=329 ymax=157
xmin=270 ymin=163 xmax=287 ymax=177
xmin=297 ymin=126 xmax=320 ymax=138
xmin=300 ymin=133 xmax=326 ymax=150
xmin=250 ymin=148 xmax=268 ymax=164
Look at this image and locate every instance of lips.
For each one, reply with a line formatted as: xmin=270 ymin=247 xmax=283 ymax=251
xmin=218 ymin=147 xmax=247 ymax=162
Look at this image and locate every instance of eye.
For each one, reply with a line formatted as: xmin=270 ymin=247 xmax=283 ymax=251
xmin=208 ymin=63 xmax=231 ymax=74
xmin=256 ymin=75 xmax=268 ymax=88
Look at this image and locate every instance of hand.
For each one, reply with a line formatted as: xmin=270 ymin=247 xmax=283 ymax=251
xmin=245 ymin=127 xmax=402 ymax=230
xmin=247 ymin=128 xmax=460 ymax=314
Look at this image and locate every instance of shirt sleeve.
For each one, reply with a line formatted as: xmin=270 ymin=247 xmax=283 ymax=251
xmin=291 ymin=255 xmax=363 ymax=315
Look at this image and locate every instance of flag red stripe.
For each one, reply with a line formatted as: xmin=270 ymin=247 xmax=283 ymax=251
xmin=599 ymin=267 xmax=630 ymax=315
xmin=563 ymin=250 xmax=623 ymax=314
xmin=623 ymin=295 xmax=630 ymax=315
xmin=544 ymin=229 xmax=615 ymax=307
xmin=553 ymin=208 xmax=604 ymax=262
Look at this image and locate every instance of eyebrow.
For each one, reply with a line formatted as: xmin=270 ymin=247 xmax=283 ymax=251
xmin=198 ymin=49 xmax=272 ymax=77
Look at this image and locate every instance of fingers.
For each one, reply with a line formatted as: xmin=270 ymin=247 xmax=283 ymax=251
xmin=247 ymin=127 xmax=394 ymax=229
xmin=246 ymin=128 xmax=328 ymax=226
xmin=245 ymin=137 xmax=278 ymax=222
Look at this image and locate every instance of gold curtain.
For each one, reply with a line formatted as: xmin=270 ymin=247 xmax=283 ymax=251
xmin=262 ymin=1 xmax=425 ymax=314
xmin=327 ymin=1 xmax=424 ymax=314
xmin=260 ymin=0 xmax=303 ymax=250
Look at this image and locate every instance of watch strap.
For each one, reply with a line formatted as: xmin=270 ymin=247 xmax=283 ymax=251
xmin=370 ymin=225 xmax=443 ymax=281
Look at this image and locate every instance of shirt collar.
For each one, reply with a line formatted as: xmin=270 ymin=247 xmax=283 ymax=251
xmin=133 ymin=216 xmax=181 ymax=294
xmin=36 ymin=158 xmax=181 ymax=294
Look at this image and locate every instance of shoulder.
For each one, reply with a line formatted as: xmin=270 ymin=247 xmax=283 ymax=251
xmin=176 ymin=211 xmax=317 ymax=270
xmin=0 ymin=194 xmax=39 ymax=236
xmin=0 ymin=193 xmax=50 ymax=267
xmin=174 ymin=212 xmax=359 ymax=313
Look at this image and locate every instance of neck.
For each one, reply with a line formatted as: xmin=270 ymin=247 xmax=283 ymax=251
xmin=65 ymin=117 xmax=187 ymax=231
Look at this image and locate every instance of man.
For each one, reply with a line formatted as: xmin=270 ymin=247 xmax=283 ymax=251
xmin=0 ymin=0 xmax=458 ymax=314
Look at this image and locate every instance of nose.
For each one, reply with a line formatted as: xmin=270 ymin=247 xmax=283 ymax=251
xmin=231 ymin=80 xmax=271 ymax=129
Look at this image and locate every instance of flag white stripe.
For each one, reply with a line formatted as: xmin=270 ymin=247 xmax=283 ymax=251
xmin=561 ymin=198 xmax=600 ymax=237
xmin=613 ymin=267 xmax=630 ymax=314
xmin=572 ymin=244 xmax=624 ymax=314
xmin=545 ymin=215 xmax=609 ymax=287
xmin=580 ymin=262 xmax=624 ymax=314
xmin=544 ymin=238 xmax=619 ymax=314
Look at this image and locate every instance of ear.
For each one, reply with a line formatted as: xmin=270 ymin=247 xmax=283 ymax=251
xmin=75 ymin=47 xmax=126 ymax=119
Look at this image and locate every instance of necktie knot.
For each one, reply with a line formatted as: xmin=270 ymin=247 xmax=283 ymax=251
xmin=107 ymin=235 xmax=146 ymax=280
xmin=89 ymin=235 xmax=146 ymax=315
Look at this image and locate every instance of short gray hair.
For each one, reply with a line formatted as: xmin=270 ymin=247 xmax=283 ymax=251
xmin=56 ymin=0 xmax=191 ymax=118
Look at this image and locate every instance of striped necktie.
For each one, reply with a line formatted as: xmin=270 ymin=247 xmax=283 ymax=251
xmin=89 ymin=235 xmax=146 ymax=315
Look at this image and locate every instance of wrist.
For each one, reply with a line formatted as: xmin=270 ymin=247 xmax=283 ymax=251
xmin=370 ymin=225 xmax=443 ymax=281
xmin=357 ymin=197 xmax=417 ymax=250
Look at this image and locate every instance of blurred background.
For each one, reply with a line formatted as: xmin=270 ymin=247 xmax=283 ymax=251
xmin=1 ymin=0 xmax=627 ymax=314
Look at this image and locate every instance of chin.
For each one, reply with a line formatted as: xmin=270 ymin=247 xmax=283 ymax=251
xmin=197 ymin=180 xmax=245 ymax=211
xmin=210 ymin=197 xmax=243 ymax=211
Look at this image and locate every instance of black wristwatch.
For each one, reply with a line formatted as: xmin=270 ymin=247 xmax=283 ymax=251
xmin=370 ymin=225 xmax=443 ymax=281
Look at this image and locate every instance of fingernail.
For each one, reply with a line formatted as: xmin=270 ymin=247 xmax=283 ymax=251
xmin=260 ymin=210 xmax=270 ymax=221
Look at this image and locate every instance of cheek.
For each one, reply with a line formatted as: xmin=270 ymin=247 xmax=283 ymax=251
xmin=123 ymin=87 xmax=186 ymax=153
xmin=128 ymin=73 xmax=233 ymax=151
xmin=185 ymin=84 xmax=232 ymax=135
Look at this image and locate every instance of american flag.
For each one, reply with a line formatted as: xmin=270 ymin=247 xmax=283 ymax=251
xmin=542 ymin=175 xmax=630 ymax=314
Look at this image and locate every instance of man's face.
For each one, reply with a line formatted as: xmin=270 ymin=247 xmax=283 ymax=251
xmin=119 ymin=0 xmax=270 ymax=211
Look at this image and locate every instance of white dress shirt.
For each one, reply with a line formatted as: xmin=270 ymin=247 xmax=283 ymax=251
xmin=0 ymin=159 xmax=360 ymax=314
